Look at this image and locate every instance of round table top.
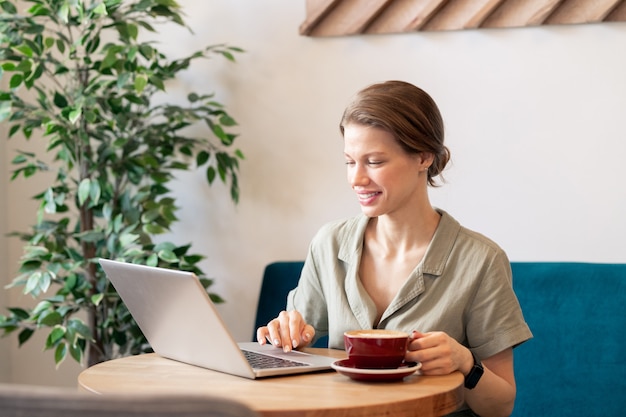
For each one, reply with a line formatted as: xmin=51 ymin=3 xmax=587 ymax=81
xmin=78 ymin=350 xmax=464 ymax=417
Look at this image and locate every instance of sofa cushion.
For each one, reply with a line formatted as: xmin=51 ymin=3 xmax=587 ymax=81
xmin=511 ymin=262 xmax=626 ymax=417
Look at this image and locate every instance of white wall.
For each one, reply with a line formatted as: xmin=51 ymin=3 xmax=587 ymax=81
xmin=2 ymin=0 xmax=626 ymax=386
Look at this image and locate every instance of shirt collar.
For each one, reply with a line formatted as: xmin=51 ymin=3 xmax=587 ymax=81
xmin=422 ymin=209 xmax=461 ymax=277
xmin=336 ymin=209 xmax=461 ymax=278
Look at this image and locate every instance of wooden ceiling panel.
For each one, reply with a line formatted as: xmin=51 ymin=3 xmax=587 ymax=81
xmin=481 ymin=0 xmax=564 ymax=28
xmin=300 ymin=0 xmax=393 ymax=36
xmin=421 ymin=0 xmax=506 ymax=31
xmin=300 ymin=0 xmax=626 ymax=36
xmin=364 ymin=0 xmax=448 ymax=33
xmin=607 ymin=1 xmax=626 ymax=20
xmin=544 ymin=0 xmax=623 ymax=24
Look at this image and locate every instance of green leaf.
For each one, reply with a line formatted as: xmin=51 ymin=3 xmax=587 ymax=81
xmin=117 ymin=72 xmax=131 ymax=89
xmin=67 ymin=319 xmax=93 ymax=341
xmin=16 ymin=59 xmax=33 ymax=73
xmin=0 ymin=102 xmax=10 ymax=123
xmin=8 ymin=308 xmax=30 ymax=320
xmin=209 ymin=293 xmax=225 ymax=304
xmin=24 ymin=272 xmax=43 ymax=295
xmin=206 ymin=166 xmax=216 ymax=184
xmin=154 ymin=242 xmax=176 ymax=252
xmin=54 ymin=343 xmax=67 ymax=365
xmin=143 ymin=223 xmax=165 ymax=234
xmin=1 ymin=1 xmax=17 ymax=13
xmin=58 ymin=3 xmax=70 ymax=24
xmin=10 ymin=154 xmax=27 ymax=164
xmin=127 ymin=23 xmax=138 ymax=40
xmin=46 ymin=326 xmax=66 ymax=347
xmin=89 ymin=180 xmax=101 ymax=206
xmin=141 ymin=209 xmax=160 ymax=223
xmin=91 ymin=293 xmax=104 ymax=306
xmin=147 ymin=253 xmax=158 ymax=267
xmin=9 ymin=74 xmax=23 ymax=89
xmin=119 ymin=233 xmax=139 ymax=247
xmin=56 ymin=39 xmax=66 ymax=54
xmin=53 ymin=92 xmax=68 ymax=108
xmin=157 ymin=250 xmax=177 ymax=263
xmin=75 ymin=230 xmax=104 ymax=243
xmin=24 ymin=245 xmax=49 ymax=258
xmin=39 ymin=311 xmax=63 ymax=327
xmin=148 ymin=75 xmax=165 ymax=91
xmin=40 ymin=271 xmax=52 ymax=293
xmin=134 ymin=74 xmax=148 ymax=93
xmin=212 ymin=124 xmax=227 ymax=142
xmin=14 ymin=45 xmax=33 ymax=58
xmin=68 ymin=108 xmax=82 ymax=124
xmin=84 ymin=110 xmax=97 ymax=123
xmin=196 ymin=151 xmax=209 ymax=166
xmin=44 ymin=188 xmax=56 ymax=213
xmin=9 ymin=124 xmax=21 ymax=138
xmin=18 ymin=329 xmax=34 ymax=346
xmin=219 ymin=114 xmax=237 ymax=126
xmin=31 ymin=301 xmax=52 ymax=317
xmin=78 ymin=178 xmax=91 ymax=206
xmin=100 ymin=49 xmax=118 ymax=70
xmin=93 ymin=3 xmax=107 ymax=15
xmin=138 ymin=44 xmax=154 ymax=59
xmin=69 ymin=343 xmax=82 ymax=362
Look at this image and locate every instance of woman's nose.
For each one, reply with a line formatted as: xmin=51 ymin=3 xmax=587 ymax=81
xmin=349 ymin=164 xmax=369 ymax=187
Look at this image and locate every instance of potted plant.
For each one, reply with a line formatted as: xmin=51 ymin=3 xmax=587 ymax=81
xmin=0 ymin=0 xmax=244 ymax=367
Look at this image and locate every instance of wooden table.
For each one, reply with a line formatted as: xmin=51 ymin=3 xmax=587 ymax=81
xmin=78 ymin=349 xmax=464 ymax=417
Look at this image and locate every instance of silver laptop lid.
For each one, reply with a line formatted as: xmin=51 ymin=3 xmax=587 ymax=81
xmin=99 ymin=259 xmax=335 ymax=379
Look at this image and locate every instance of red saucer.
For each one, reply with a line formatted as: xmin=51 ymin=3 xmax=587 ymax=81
xmin=331 ymin=359 xmax=421 ymax=382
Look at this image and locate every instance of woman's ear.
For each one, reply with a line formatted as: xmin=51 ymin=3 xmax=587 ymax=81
xmin=419 ymin=152 xmax=435 ymax=170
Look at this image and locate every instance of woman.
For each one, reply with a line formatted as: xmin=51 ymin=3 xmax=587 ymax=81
xmin=257 ymin=80 xmax=532 ymax=417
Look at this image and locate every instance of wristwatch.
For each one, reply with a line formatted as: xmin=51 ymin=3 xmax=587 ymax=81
xmin=464 ymin=352 xmax=484 ymax=389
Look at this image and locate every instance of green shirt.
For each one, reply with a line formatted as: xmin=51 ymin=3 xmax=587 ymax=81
xmin=287 ymin=209 xmax=532 ymax=360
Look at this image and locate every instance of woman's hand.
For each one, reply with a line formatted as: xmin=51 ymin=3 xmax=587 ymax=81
xmin=407 ymin=330 xmax=517 ymax=417
xmin=256 ymin=310 xmax=315 ymax=352
xmin=405 ymin=330 xmax=473 ymax=376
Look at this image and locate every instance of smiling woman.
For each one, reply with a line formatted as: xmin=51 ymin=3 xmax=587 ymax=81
xmin=256 ymin=80 xmax=532 ymax=417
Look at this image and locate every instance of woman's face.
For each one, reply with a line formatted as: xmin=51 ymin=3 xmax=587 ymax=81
xmin=343 ymin=123 xmax=428 ymax=218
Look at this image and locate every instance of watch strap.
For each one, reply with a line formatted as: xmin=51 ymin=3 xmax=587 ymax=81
xmin=464 ymin=351 xmax=484 ymax=389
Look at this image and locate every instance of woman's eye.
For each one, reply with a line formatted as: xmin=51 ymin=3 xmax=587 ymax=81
xmin=368 ymin=160 xmax=382 ymax=165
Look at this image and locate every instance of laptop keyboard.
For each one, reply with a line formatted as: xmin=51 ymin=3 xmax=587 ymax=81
xmin=242 ymin=349 xmax=310 ymax=369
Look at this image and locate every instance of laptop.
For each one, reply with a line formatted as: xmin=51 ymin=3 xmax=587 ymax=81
xmin=99 ymin=258 xmax=337 ymax=379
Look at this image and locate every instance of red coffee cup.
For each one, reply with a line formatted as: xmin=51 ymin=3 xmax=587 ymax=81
xmin=343 ymin=329 xmax=409 ymax=369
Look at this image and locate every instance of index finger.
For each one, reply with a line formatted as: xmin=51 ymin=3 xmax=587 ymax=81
xmin=256 ymin=326 xmax=270 ymax=345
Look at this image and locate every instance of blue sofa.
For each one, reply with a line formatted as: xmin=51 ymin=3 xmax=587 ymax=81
xmin=254 ymin=261 xmax=626 ymax=416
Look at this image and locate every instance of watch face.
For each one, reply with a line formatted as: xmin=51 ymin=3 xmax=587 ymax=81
xmin=464 ymin=354 xmax=484 ymax=389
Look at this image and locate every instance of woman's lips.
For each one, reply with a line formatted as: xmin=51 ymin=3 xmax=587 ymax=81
xmin=357 ymin=191 xmax=381 ymax=205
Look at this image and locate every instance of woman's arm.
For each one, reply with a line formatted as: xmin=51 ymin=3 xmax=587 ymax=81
xmin=465 ymin=348 xmax=515 ymax=417
xmin=407 ymin=331 xmax=516 ymax=417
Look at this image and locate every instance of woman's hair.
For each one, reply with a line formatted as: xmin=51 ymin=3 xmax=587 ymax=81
xmin=339 ymin=80 xmax=450 ymax=186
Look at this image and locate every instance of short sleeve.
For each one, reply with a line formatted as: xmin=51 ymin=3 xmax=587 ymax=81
xmin=466 ymin=250 xmax=533 ymax=359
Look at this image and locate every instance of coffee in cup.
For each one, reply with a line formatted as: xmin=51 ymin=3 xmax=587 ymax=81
xmin=344 ymin=329 xmax=409 ymax=369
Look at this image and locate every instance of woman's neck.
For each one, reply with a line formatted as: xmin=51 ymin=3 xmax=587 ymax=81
xmin=367 ymin=205 xmax=441 ymax=257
